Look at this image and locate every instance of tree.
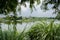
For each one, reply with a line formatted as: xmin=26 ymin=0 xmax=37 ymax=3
xmin=0 ymin=0 xmax=60 ymax=20
xmin=0 ymin=0 xmax=40 ymax=15
xmin=41 ymin=0 xmax=60 ymax=19
xmin=0 ymin=0 xmax=41 ymax=22
xmin=0 ymin=0 xmax=18 ymax=14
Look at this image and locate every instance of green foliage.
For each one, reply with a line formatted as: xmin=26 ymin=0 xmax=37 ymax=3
xmin=42 ymin=0 xmax=60 ymax=9
xmin=0 ymin=0 xmax=40 ymax=15
xmin=41 ymin=0 xmax=60 ymax=19
xmin=27 ymin=21 xmax=60 ymax=40
xmin=0 ymin=0 xmax=18 ymax=14
xmin=0 ymin=21 xmax=60 ymax=40
xmin=27 ymin=24 xmax=42 ymax=40
xmin=0 ymin=0 xmax=60 ymax=20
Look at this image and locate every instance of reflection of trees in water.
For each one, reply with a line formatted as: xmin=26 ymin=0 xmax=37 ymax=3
xmin=0 ymin=20 xmax=20 ymax=40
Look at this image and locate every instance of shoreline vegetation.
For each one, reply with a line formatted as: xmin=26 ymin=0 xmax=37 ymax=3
xmin=0 ymin=17 xmax=60 ymax=23
xmin=0 ymin=20 xmax=60 ymax=40
xmin=0 ymin=0 xmax=60 ymax=40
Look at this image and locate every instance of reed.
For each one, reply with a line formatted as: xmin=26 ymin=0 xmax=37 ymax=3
xmin=0 ymin=21 xmax=60 ymax=40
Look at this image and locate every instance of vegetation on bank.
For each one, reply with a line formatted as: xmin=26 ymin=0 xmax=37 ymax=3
xmin=0 ymin=17 xmax=58 ymax=24
xmin=0 ymin=0 xmax=60 ymax=40
xmin=0 ymin=21 xmax=60 ymax=40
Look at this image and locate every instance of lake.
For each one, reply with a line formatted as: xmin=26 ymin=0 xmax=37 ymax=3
xmin=0 ymin=20 xmax=60 ymax=32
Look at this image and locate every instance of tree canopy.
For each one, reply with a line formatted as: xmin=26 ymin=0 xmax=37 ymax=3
xmin=0 ymin=0 xmax=18 ymax=14
xmin=0 ymin=0 xmax=40 ymax=15
xmin=0 ymin=0 xmax=60 ymax=19
xmin=42 ymin=0 xmax=60 ymax=19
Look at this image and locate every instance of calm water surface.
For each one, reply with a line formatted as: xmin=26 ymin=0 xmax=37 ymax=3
xmin=1 ymin=20 xmax=60 ymax=32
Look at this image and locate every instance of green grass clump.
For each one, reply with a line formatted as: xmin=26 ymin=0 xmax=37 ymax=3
xmin=0 ymin=21 xmax=60 ymax=40
xmin=27 ymin=21 xmax=60 ymax=40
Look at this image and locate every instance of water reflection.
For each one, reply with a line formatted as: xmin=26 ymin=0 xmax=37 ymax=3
xmin=1 ymin=22 xmax=34 ymax=32
xmin=0 ymin=20 xmax=60 ymax=32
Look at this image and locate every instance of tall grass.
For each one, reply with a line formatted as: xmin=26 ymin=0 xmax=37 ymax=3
xmin=27 ymin=21 xmax=60 ymax=40
xmin=0 ymin=21 xmax=60 ymax=40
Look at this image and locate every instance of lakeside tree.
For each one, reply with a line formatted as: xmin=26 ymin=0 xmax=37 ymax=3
xmin=0 ymin=0 xmax=40 ymax=15
xmin=42 ymin=0 xmax=60 ymax=19
xmin=0 ymin=0 xmax=40 ymax=34
xmin=0 ymin=0 xmax=60 ymax=19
